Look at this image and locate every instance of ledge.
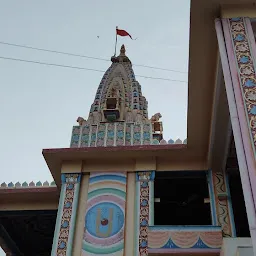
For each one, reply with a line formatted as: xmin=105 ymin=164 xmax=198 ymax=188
xmin=148 ymin=225 xmax=222 ymax=254
xmin=43 ymin=144 xmax=208 ymax=187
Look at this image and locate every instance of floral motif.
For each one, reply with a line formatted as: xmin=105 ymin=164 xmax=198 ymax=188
xmin=229 ymin=18 xmax=256 ymax=154
xmin=212 ymin=171 xmax=233 ymax=237
xmin=55 ymin=174 xmax=81 ymax=256
xmin=136 ymin=171 xmax=155 ymax=256
xmin=245 ymin=89 xmax=256 ymax=103
xmin=125 ymin=124 xmax=132 ymax=146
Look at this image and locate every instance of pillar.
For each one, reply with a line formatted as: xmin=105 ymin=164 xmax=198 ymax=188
xmin=134 ymin=171 xmax=155 ymax=256
xmin=81 ymin=172 xmax=127 ymax=256
xmin=215 ymin=16 xmax=256 ymax=253
xmin=208 ymin=170 xmax=236 ymax=237
xmin=51 ymin=173 xmax=81 ymax=256
xmin=221 ymin=17 xmax=256 ymax=209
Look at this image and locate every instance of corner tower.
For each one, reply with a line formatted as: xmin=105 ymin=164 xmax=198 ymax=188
xmin=71 ymin=45 xmax=163 ymax=148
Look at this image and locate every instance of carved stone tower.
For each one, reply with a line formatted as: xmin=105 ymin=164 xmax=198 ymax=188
xmin=71 ymin=45 xmax=163 ymax=148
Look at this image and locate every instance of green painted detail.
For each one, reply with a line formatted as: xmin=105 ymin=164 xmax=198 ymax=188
xmin=36 ymin=181 xmax=42 ymax=186
xmin=88 ymin=188 xmax=126 ymax=199
xmin=82 ymin=241 xmax=124 ymax=254
xmin=106 ymin=114 xmax=117 ymax=122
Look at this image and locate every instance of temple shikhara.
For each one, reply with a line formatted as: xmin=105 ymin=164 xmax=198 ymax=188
xmin=2 ymin=1 xmax=256 ymax=256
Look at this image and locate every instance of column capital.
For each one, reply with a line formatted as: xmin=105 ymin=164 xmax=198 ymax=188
xmin=61 ymin=173 xmax=81 ymax=184
xmin=136 ymin=171 xmax=155 ymax=181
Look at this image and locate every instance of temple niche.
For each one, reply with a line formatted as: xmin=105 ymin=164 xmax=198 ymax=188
xmin=71 ymin=45 xmax=164 ymax=147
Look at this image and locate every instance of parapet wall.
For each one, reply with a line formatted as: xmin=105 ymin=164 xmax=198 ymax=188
xmin=70 ymin=122 xmax=187 ymax=148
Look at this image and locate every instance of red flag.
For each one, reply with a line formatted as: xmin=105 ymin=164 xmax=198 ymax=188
xmin=116 ymin=27 xmax=133 ymax=39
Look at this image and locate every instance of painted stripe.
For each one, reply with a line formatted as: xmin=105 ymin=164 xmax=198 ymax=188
xmin=66 ymin=182 xmax=80 ymax=256
xmin=148 ymin=226 xmax=222 ymax=231
xmin=149 ymin=181 xmax=154 ymax=225
xmin=88 ymin=181 xmax=126 ymax=193
xmin=89 ymin=175 xmax=127 ymax=184
xmin=51 ymin=183 xmax=66 ymax=256
xmin=148 ymin=248 xmax=221 ymax=253
xmin=89 ymin=172 xmax=126 ymax=178
xmin=224 ymin=172 xmax=237 ymax=237
xmin=88 ymin=188 xmax=126 ymax=199
xmin=207 ymin=170 xmax=218 ymax=225
xmin=134 ymin=181 xmax=140 ymax=255
xmin=82 ymin=240 xmax=124 ymax=253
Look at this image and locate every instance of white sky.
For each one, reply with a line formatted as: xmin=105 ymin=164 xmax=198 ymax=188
xmin=0 ymin=1 xmax=189 ymax=254
xmin=0 ymin=0 xmax=189 ymax=185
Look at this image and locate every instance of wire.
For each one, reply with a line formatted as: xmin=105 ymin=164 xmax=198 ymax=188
xmin=0 ymin=41 xmax=188 ymax=74
xmin=0 ymin=56 xmax=188 ymax=83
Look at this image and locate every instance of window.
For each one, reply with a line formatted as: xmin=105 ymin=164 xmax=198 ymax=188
xmin=106 ymin=98 xmax=117 ymax=109
xmin=154 ymin=171 xmax=211 ymax=225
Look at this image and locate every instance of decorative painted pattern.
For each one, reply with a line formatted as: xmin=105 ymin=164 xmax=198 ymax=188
xmin=125 ymin=123 xmax=132 ymax=146
xmin=135 ymin=171 xmax=155 ymax=256
xmin=148 ymin=226 xmax=222 ymax=253
xmin=52 ymin=173 xmax=81 ymax=256
xmin=116 ymin=122 xmax=125 ymax=146
xmin=82 ymin=172 xmax=127 ymax=256
xmin=0 ymin=181 xmax=56 ymax=188
xmin=81 ymin=125 xmax=90 ymax=147
xmin=228 ymin=18 xmax=256 ymax=158
xmin=90 ymin=125 xmax=97 ymax=147
xmin=96 ymin=123 xmax=106 ymax=147
xmin=211 ymin=171 xmax=235 ymax=237
xmin=71 ymin=124 xmax=187 ymax=148
xmin=142 ymin=123 xmax=151 ymax=145
xmin=106 ymin=123 xmax=115 ymax=146
xmin=133 ymin=124 xmax=142 ymax=146
xmin=70 ymin=126 xmax=80 ymax=148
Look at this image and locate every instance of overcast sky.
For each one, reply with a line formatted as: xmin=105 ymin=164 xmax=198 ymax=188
xmin=0 ymin=0 xmax=189 ymax=254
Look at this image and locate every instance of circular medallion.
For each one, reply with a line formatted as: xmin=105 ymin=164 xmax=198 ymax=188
xmin=85 ymin=202 xmax=124 ymax=238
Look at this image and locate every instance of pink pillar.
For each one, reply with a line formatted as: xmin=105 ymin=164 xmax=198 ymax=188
xmin=221 ymin=17 xmax=256 ymax=211
xmin=215 ymin=18 xmax=256 ymax=254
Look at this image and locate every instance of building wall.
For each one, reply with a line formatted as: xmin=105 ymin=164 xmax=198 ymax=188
xmin=220 ymin=238 xmax=253 ymax=256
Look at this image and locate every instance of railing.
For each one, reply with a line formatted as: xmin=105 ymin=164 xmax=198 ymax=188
xmin=148 ymin=225 xmax=222 ymax=254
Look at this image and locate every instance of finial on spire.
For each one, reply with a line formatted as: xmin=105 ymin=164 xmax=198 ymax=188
xmin=111 ymin=44 xmax=131 ymax=63
xmin=120 ymin=44 xmax=126 ymax=55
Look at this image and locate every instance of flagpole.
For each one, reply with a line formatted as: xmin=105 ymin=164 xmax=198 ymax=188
xmin=114 ymin=26 xmax=118 ymax=56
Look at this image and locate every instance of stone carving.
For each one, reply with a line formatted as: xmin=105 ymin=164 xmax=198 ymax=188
xmin=125 ymin=108 xmax=134 ymax=122
xmin=76 ymin=116 xmax=86 ymax=126
xmin=92 ymin=111 xmax=102 ymax=124
xmin=87 ymin=113 xmax=94 ymax=125
xmin=150 ymin=113 xmax=162 ymax=122
xmin=135 ymin=110 xmax=143 ymax=123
